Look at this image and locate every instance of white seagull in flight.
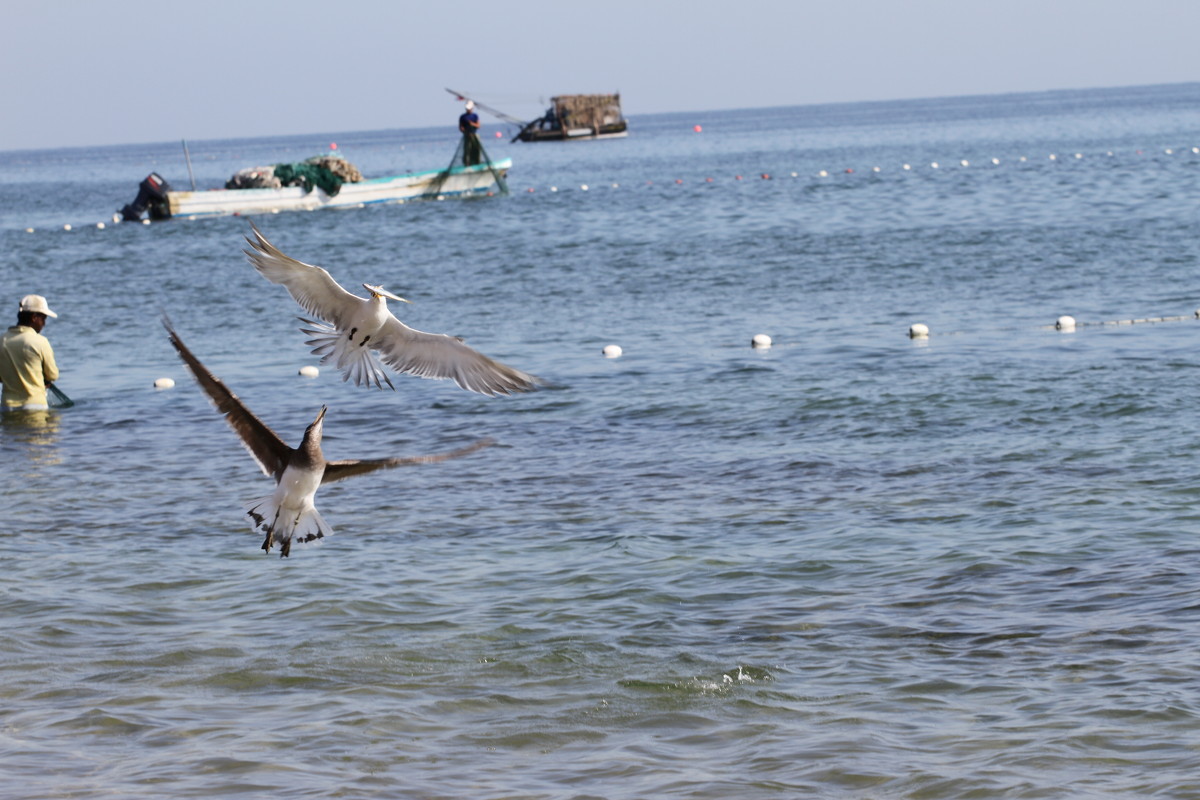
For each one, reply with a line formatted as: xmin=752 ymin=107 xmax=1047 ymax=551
xmin=164 ymin=318 xmax=492 ymax=557
xmin=243 ymin=222 xmax=539 ymax=396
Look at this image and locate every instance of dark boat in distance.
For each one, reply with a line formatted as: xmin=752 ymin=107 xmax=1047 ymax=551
xmin=447 ymin=88 xmax=628 ymax=142
xmin=515 ymin=94 xmax=628 ymax=142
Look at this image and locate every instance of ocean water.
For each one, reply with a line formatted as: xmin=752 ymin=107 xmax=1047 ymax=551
xmin=3 ymin=83 xmax=1200 ymax=798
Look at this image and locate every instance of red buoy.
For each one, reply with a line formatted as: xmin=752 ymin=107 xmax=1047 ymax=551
xmin=694 ymin=124 xmax=702 ymax=133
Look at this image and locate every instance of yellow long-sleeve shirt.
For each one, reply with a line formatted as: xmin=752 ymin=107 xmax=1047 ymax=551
xmin=0 ymin=325 xmax=59 ymax=409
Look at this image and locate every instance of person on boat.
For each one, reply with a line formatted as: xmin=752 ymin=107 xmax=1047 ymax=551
xmin=458 ymin=100 xmax=482 ymax=166
xmin=0 ymin=295 xmax=60 ymax=412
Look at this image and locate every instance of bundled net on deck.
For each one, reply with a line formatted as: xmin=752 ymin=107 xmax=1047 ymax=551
xmin=225 ymin=155 xmax=364 ymax=195
xmin=423 ymin=133 xmax=509 ymax=198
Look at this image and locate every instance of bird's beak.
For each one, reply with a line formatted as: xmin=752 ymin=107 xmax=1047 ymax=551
xmin=363 ymin=283 xmax=412 ymax=304
xmin=314 ymin=405 xmax=328 ymax=424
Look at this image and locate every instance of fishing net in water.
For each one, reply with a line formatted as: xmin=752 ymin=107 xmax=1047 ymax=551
xmin=423 ymin=133 xmax=509 ymax=198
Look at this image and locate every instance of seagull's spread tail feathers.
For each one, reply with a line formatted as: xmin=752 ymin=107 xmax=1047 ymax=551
xmin=245 ymin=495 xmax=334 ymax=558
xmin=299 ymin=317 xmax=394 ymax=390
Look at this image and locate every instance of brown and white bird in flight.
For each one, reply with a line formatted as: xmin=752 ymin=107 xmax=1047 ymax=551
xmin=163 ymin=317 xmax=492 ymax=557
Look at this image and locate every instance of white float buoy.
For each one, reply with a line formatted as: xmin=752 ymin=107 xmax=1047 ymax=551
xmin=960 ymin=159 xmax=969 ymax=167
xmin=872 ymin=166 xmax=881 ymax=173
xmin=142 ymin=219 xmax=151 ymax=225
xmin=817 ymin=170 xmax=828 ymax=178
xmin=991 ymin=158 xmax=1000 ymax=165
xmin=63 ymin=224 xmax=72 ymax=231
xmin=908 ymin=323 xmax=930 ymax=339
xmin=24 ymin=228 xmax=34 ymax=234
xmin=602 ymin=344 xmax=623 ymax=358
xmin=930 ymin=162 xmax=939 ymax=169
xmin=751 ymin=333 xmax=772 ymax=349
xmin=902 ymin=164 xmax=911 ymax=171
xmin=112 ymin=213 xmax=121 ymax=223
xmin=299 ymin=365 xmax=319 ymax=378
xmin=96 ymin=222 xmax=105 ymax=230
xmin=1056 ymin=315 xmax=1076 ymax=332
xmin=153 ymin=377 xmax=175 ymax=390
xmin=550 ymin=186 xmax=558 ymax=192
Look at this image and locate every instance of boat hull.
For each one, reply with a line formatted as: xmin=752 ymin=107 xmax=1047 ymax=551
xmin=517 ymin=122 xmax=628 ymax=143
xmin=166 ymin=159 xmax=511 ymax=219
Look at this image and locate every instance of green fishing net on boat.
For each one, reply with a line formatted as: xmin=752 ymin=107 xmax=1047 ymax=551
xmin=267 ymin=156 xmax=363 ymax=196
xmin=272 ymin=162 xmax=344 ymax=196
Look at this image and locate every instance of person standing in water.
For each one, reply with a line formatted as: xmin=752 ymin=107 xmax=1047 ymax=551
xmin=459 ymin=100 xmax=482 ymax=166
xmin=0 ymin=295 xmax=60 ymax=412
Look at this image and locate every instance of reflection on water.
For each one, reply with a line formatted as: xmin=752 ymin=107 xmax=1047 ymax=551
xmin=1 ymin=409 xmax=62 ymax=471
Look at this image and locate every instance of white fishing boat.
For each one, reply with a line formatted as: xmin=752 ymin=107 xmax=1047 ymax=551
xmin=120 ymin=156 xmax=511 ymax=221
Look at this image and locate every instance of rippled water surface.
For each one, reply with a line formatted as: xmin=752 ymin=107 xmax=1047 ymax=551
xmin=4 ymin=84 xmax=1200 ymax=798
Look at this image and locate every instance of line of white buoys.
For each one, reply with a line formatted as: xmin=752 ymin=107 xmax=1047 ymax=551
xmin=908 ymin=323 xmax=930 ymax=339
xmin=751 ymin=333 xmax=772 ymax=349
xmin=153 ymin=377 xmax=175 ymax=390
xmin=1097 ymin=314 xmax=1190 ymax=326
xmin=935 ymin=311 xmax=1199 ymax=339
xmin=602 ymin=344 xmax=623 ymax=358
xmin=299 ymin=365 xmax=319 ymax=378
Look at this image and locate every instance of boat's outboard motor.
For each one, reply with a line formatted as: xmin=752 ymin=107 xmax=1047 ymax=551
xmin=120 ymin=173 xmax=172 ymax=221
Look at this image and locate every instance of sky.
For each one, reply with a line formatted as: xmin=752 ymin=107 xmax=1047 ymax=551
xmin=3 ymin=0 xmax=1198 ymax=151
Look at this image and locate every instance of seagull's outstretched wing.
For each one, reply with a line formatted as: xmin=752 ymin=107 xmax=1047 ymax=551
xmin=163 ymin=317 xmax=291 ymax=480
xmin=322 ymin=438 xmax=494 ymax=485
xmin=244 ymin=221 xmax=363 ymax=328
xmin=375 ymin=316 xmax=540 ymax=396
